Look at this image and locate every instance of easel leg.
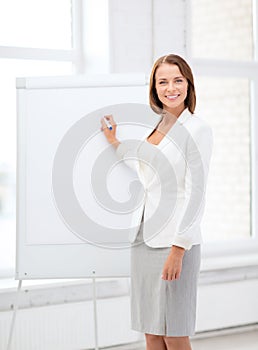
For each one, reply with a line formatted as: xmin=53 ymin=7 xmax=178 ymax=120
xmin=7 ymin=279 xmax=22 ymax=350
xmin=92 ymin=277 xmax=99 ymax=350
xmin=7 ymin=279 xmax=100 ymax=349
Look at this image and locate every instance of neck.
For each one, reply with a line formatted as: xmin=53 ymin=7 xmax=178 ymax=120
xmin=163 ymin=105 xmax=186 ymax=118
xmin=158 ymin=112 xmax=177 ymax=134
xmin=161 ymin=106 xmax=186 ymax=124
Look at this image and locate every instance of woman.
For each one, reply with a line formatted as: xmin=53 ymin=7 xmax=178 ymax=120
xmin=100 ymin=54 xmax=213 ymax=350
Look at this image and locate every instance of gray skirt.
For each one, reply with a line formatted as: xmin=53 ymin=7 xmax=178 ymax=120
xmin=130 ymin=214 xmax=201 ymax=337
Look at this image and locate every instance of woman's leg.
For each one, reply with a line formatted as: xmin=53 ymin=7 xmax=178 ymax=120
xmin=145 ymin=333 xmax=167 ymax=350
xmin=163 ymin=336 xmax=192 ymax=350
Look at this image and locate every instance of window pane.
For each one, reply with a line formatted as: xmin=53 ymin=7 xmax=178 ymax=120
xmin=192 ymin=0 xmax=254 ymax=61
xmin=0 ymin=58 xmax=73 ymax=275
xmin=0 ymin=0 xmax=72 ymax=49
xmin=83 ymin=0 xmax=110 ymax=73
xmin=196 ymin=77 xmax=251 ymax=241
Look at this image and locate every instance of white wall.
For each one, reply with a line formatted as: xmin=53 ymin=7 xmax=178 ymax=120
xmin=109 ymin=0 xmax=187 ymax=73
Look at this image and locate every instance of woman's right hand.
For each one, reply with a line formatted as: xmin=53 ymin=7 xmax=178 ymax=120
xmin=100 ymin=114 xmax=120 ymax=146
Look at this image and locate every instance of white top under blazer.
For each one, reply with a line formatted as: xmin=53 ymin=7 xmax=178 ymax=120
xmin=116 ymin=108 xmax=213 ymax=250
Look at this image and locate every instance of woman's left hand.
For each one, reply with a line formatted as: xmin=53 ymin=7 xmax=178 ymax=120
xmin=161 ymin=246 xmax=185 ymax=281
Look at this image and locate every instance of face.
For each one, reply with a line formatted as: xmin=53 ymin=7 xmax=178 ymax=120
xmin=155 ymin=63 xmax=188 ymax=116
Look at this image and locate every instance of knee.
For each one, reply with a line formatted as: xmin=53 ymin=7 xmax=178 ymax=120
xmin=163 ymin=336 xmax=190 ymax=347
xmin=145 ymin=333 xmax=163 ymax=344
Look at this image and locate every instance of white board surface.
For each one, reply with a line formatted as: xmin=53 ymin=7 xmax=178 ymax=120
xmin=16 ymin=74 xmax=159 ymax=279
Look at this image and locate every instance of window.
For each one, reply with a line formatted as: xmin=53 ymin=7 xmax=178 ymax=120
xmin=0 ymin=0 xmax=72 ymax=49
xmin=0 ymin=0 xmax=74 ymax=276
xmin=191 ymin=0 xmax=254 ymax=61
xmin=189 ymin=0 xmax=257 ymax=252
xmin=196 ymin=77 xmax=251 ymax=242
xmin=0 ymin=0 xmax=111 ymax=278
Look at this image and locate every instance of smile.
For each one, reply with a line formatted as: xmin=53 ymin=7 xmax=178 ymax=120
xmin=166 ymin=94 xmax=180 ymax=100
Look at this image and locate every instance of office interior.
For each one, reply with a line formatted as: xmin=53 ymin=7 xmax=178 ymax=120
xmin=0 ymin=0 xmax=258 ymax=349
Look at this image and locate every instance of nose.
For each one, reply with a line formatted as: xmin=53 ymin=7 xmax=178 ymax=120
xmin=167 ymin=81 xmax=175 ymax=91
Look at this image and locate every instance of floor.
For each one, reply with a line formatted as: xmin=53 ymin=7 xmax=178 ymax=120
xmin=191 ymin=330 xmax=258 ymax=350
xmin=105 ymin=328 xmax=258 ymax=350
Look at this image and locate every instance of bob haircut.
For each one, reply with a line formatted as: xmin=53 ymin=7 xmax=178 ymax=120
xmin=149 ymin=54 xmax=196 ymax=114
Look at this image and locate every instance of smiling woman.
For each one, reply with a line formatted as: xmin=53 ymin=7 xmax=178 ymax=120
xmin=149 ymin=54 xmax=196 ymax=115
xmin=146 ymin=62 xmax=190 ymax=146
xmin=155 ymin=64 xmax=188 ymax=117
xmin=101 ymin=53 xmax=213 ymax=350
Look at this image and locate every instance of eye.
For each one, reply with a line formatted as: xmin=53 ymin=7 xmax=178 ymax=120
xmin=159 ymin=81 xmax=166 ymax=85
xmin=175 ymin=79 xmax=183 ymax=83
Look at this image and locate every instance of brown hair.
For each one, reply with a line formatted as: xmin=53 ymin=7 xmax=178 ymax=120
xmin=149 ymin=54 xmax=196 ymax=114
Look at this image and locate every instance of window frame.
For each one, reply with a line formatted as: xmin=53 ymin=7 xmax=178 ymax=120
xmin=186 ymin=0 xmax=258 ymax=261
xmin=0 ymin=0 xmax=81 ymax=278
xmin=0 ymin=0 xmax=112 ymax=279
xmin=0 ymin=0 xmax=84 ymax=71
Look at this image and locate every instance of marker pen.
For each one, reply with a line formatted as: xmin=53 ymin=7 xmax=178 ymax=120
xmin=103 ymin=116 xmax=113 ymax=130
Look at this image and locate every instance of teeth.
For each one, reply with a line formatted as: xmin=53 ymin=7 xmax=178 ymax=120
xmin=167 ymin=95 xmax=179 ymax=99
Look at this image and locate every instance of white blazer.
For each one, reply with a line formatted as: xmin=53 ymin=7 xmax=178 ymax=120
xmin=116 ymin=108 xmax=213 ymax=250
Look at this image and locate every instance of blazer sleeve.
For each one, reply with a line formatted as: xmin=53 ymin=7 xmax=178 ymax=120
xmin=172 ymin=123 xmax=213 ymax=250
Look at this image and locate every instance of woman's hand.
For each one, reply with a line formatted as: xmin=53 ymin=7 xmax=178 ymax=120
xmin=161 ymin=245 xmax=185 ymax=281
xmin=100 ymin=114 xmax=120 ymax=147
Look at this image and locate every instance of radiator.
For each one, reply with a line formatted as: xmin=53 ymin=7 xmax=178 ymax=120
xmin=0 ymin=297 xmax=142 ymax=350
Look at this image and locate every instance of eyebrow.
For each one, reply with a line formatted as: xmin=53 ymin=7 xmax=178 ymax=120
xmin=157 ymin=76 xmax=184 ymax=81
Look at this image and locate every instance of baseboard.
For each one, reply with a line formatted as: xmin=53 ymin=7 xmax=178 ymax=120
xmin=102 ymin=323 xmax=258 ymax=350
xmin=194 ymin=323 xmax=258 ymax=339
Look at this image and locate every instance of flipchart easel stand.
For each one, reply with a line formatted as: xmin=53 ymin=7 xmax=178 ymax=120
xmin=7 ymin=278 xmax=100 ymax=350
